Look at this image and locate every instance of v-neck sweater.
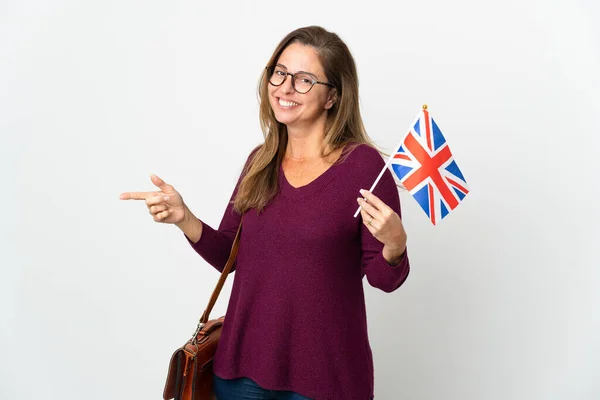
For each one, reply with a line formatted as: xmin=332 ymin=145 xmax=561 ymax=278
xmin=187 ymin=143 xmax=410 ymax=400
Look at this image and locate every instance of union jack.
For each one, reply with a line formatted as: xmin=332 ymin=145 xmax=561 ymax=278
xmin=389 ymin=108 xmax=469 ymax=225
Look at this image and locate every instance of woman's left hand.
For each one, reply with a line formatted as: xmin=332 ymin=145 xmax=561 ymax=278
xmin=357 ymin=189 xmax=407 ymax=255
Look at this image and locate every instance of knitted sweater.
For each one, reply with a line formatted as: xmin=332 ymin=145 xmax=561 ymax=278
xmin=187 ymin=143 xmax=410 ymax=399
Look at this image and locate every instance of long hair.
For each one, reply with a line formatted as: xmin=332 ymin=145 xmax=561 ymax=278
xmin=233 ymin=26 xmax=387 ymax=215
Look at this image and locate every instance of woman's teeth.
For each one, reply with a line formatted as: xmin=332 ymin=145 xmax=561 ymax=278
xmin=279 ymin=99 xmax=299 ymax=107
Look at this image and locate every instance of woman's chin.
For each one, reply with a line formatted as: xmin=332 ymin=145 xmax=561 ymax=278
xmin=273 ymin=113 xmax=298 ymax=126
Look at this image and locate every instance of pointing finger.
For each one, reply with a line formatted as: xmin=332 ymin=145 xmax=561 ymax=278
xmin=120 ymin=191 xmax=155 ymax=200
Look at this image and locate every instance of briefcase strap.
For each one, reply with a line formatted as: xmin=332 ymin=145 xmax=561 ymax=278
xmin=190 ymin=214 xmax=244 ymax=343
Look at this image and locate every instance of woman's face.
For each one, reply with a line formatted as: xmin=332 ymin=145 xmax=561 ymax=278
xmin=267 ymin=42 xmax=335 ymax=131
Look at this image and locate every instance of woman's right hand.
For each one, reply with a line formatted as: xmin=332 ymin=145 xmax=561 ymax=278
xmin=120 ymin=174 xmax=188 ymax=225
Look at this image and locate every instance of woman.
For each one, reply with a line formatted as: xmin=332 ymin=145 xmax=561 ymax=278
xmin=121 ymin=26 xmax=410 ymax=400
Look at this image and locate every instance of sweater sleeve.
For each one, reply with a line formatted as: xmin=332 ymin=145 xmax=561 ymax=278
xmin=360 ymin=159 xmax=410 ymax=293
xmin=185 ymin=146 xmax=259 ymax=273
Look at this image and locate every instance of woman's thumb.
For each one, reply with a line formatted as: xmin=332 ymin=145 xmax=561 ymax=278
xmin=150 ymin=174 xmax=168 ymax=190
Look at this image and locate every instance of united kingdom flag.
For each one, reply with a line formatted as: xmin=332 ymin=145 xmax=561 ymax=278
xmin=390 ymin=108 xmax=469 ymax=225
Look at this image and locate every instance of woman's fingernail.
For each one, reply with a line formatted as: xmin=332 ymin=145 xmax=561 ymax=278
xmin=164 ymin=195 xmax=170 ymax=201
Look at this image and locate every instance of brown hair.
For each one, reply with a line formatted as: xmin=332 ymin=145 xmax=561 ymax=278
xmin=233 ymin=25 xmax=387 ymax=214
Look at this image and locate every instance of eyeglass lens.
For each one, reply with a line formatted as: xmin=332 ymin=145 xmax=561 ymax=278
xmin=269 ymin=66 xmax=315 ymax=93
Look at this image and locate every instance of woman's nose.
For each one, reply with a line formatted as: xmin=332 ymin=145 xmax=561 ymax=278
xmin=280 ymin=74 xmax=295 ymax=94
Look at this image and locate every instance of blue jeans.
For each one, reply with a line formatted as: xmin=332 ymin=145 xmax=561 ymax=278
xmin=214 ymin=375 xmax=312 ymax=400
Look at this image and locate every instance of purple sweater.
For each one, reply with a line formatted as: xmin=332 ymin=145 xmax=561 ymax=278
xmin=188 ymin=143 xmax=410 ymax=400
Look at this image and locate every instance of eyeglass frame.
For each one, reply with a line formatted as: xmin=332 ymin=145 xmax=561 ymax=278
xmin=265 ymin=64 xmax=336 ymax=94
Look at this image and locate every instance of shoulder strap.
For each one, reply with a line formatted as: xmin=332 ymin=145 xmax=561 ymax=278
xmin=199 ymin=214 xmax=244 ymax=324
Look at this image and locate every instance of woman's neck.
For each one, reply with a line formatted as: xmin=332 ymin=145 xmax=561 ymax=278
xmin=285 ymin=119 xmax=329 ymax=161
xmin=285 ymin=138 xmax=326 ymax=161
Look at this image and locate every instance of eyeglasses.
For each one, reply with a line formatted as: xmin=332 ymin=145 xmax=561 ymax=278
xmin=266 ymin=65 xmax=335 ymax=94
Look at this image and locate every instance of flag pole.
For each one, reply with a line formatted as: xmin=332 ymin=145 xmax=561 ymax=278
xmin=353 ymin=104 xmax=428 ymax=218
xmin=353 ymin=155 xmax=393 ymax=218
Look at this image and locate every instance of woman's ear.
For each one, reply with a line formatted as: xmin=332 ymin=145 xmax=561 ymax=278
xmin=325 ymin=89 xmax=337 ymax=110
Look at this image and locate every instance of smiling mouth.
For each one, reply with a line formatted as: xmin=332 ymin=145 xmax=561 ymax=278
xmin=278 ymin=98 xmax=300 ymax=108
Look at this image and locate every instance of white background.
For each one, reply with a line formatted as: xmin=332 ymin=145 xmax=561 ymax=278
xmin=1 ymin=0 xmax=599 ymax=399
